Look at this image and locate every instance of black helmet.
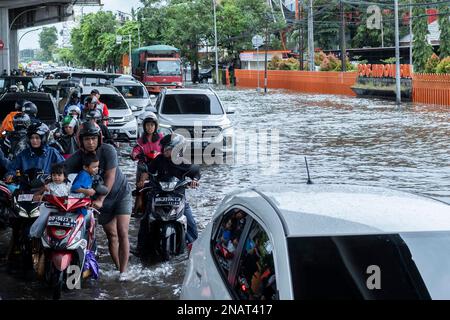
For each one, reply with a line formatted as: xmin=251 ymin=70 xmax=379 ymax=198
xmin=84 ymin=95 xmax=98 ymax=106
xmin=23 ymin=101 xmax=38 ymax=117
xmin=14 ymin=99 xmax=26 ymax=111
xmin=70 ymin=90 xmax=80 ymax=100
xmin=13 ymin=113 xmax=31 ymax=131
xmin=27 ymin=122 xmax=49 ymax=145
xmin=77 ymin=121 xmax=102 ymax=150
xmin=140 ymin=111 xmax=159 ymax=132
xmin=160 ymin=133 xmax=186 ymax=156
xmin=85 ymin=109 xmax=103 ymax=122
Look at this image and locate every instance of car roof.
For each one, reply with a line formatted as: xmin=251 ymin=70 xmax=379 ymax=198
xmin=0 ymin=92 xmax=54 ymax=100
xmin=80 ymin=86 xmax=119 ymax=95
xmin=222 ymin=184 xmax=450 ymax=237
xmin=113 ymin=80 xmax=142 ymax=86
xmin=164 ymin=88 xmax=215 ymax=95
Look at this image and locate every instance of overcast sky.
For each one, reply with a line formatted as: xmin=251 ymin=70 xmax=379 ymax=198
xmin=18 ymin=0 xmax=143 ymax=50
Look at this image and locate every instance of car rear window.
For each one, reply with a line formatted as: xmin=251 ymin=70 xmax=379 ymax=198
xmin=81 ymin=94 xmax=128 ymax=109
xmin=161 ymin=94 xmax=223 ymax=115
xmin=0 ymin=97 xmax=56 ymax=121
xmin=288 ymin=232 xmax=450 ymax=299
xmin=115 ymin=85 xmax=147 ymax=99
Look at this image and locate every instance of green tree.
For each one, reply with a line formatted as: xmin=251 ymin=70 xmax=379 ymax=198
xmin=438 ymin=4 xmax=450 ymax=58
xmin=412 ymin=1 xmax=433 ymax=72
xmin=70 ymin=11 xmax=118 ymax=69
xmin=39 ymin=27 xmax=58 ymax=61
xmin=55 ymin=47 xmax=75 ymax=66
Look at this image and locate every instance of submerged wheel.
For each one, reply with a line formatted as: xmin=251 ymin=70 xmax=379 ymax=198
xmin=52 ymin=269 xmax=64 ymax=300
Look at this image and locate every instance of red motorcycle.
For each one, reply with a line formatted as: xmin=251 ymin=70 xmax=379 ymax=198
xmin=40 ymin=195 xmax=98 ymax=300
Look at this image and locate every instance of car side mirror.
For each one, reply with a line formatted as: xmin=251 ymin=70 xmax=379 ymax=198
xmin=130 ymin=105 xmax=138 ymax=112
xmin=226 ymin=108 xmax=235 ymax=114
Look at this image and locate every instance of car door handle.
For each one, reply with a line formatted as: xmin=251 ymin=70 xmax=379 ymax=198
xmin=195 ymin=271 xmax=202 ymax=279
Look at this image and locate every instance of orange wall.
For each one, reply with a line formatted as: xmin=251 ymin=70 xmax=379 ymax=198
xmin=413 ymin=74 xmax=450 ymax=106
xmin=235 ymin=69 xmax=358 ymax=96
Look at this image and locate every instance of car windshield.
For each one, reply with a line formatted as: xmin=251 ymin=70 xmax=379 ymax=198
xmin=288 ymin=232 xmax=450 ymax=299
xmin=0 ymin=97 xmax=56 ymax=121
xmin=161 ymin=94 xmax=223 ymax=115
xmin=81 ymin=94 xmax=128 ymax=110
xmin=146 ymin=60 xmax=181 ymax=76
xmin=115 ymin=85 xmax=148 ymax=99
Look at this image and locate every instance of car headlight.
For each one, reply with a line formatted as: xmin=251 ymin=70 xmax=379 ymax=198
xmin=124 ymin=114 xmax=135 ymax=122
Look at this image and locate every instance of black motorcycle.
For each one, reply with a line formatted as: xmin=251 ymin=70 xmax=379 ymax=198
xmin=140 ymin=175 xmax=190 ymax=261
xmin=7 ymin=169 xmax=48 ymax=275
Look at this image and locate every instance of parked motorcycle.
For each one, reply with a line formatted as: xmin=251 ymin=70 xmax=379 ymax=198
xmin=40 ymin=195 xmax=99 ymax=300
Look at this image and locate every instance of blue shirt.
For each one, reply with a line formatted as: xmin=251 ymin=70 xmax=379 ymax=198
xmin=71 ymin=169 xmax=93 ymax=192
xmin=8 ymin=145 xmax=65 ymax=176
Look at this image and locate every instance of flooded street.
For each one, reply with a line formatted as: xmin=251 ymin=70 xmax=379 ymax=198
xmin=1 ymin=87 xmax=450 ymax=299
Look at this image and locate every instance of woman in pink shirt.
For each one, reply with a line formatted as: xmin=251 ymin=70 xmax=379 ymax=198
xmin=131 ymin=112 xmax=164 ymax=216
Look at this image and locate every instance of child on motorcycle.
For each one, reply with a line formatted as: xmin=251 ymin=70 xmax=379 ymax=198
xmin=70 ymin=153 xmax=99 ymax=208
xmin=30 ymin=163 xmax=71 ymax=238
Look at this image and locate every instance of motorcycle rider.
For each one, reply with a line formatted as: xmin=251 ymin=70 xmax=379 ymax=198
xmin=1 ymin=113 xmax=32 ymax=159
xmin=0 ymin=100 xmax=26 ymax=136
xmin=6 ymin=122 xmax=65 ymax=180
xmin=66 ymin=104 xmax=82 ymax=121
xmin=130 ymin=112 xmax=164 ymax=216
xmin=22 ymin=101 xmax=40 ymax=126
xmin=64 ymin=122 xmax=132 ymax=281
xmin=54 ymin=115 xmax=79 ymax=157
xmin=90 ymin=89 xmax=109 ymax=123
xmin=135 ymin=133 xmax=199 ymax=256
xmin=84 ymin=108 xmax=115 ymax=146
xmin=63 ymin=90 xmax=83 ymax=116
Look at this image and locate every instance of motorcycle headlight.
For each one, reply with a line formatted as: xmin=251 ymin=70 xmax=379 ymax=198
xmin=18 ymin=208 xmax=29 ymax=218
xmin=30 ymin=207 xmax=40 ymax=218
xmin=160 ymin=182 xmax=177 ymax=191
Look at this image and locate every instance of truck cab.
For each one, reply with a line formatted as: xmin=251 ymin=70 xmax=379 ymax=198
xmin=132 ymin=45 xmax=183 ymax=94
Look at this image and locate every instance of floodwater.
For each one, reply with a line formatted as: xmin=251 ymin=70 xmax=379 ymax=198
xmin=1 ymin=87 xmax=450 ymax=299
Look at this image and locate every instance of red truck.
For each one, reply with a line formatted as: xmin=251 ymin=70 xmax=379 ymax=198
xmin=132 ymin=45 xmax=183 ymax=94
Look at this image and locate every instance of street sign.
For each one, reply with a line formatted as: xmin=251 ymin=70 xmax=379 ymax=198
xmin=116 ymin=35 xmax=122 ymax=44
xmin=0 ymin=40 xmax=4 ymax=50
xmin=252 ymin=35 xmax=264 ymax=48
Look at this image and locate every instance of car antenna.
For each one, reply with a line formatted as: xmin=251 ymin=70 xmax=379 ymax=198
xmin=304 ymin=157 xmax=313 ymax=185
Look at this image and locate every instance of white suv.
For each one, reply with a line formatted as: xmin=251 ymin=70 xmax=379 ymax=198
xmin=81 ymin=86 xmax=137 ymax=141
xmin=152 ymin=88 xmax=234 ymax=158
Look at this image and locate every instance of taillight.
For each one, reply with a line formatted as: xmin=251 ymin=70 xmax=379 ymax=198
xmin=50 ymin=227 xmax=69 ymax=239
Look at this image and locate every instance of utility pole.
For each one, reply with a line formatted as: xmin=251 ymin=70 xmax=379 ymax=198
xmin=308 ymin=0 xmax=314 ymax=71
xmin=409 ymin=0 xmax=413 ymax=68
xmin=394 ymin=0 xmax=401 ymax=105
xmin=213 ymin=0 xmax=219 ymax=86
xmin=339 ymin=0 xmax=346 ymax=71
xmin=264 ymin=25 xmax=269 ymax=94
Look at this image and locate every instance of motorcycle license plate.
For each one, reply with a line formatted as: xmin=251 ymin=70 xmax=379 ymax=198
xmin=47 ymin=215 xmax=76 ymax=228
xmin=154 ymin=197 xmax=181 ymax=206
xmin=17 ymin=194 xmax=34 ymax=202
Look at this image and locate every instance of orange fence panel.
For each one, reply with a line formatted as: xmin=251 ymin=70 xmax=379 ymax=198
xmin=234 ymin=69 xmax=358 ymax=96
xmin=412 ymin=73 xmax=450 ymax=106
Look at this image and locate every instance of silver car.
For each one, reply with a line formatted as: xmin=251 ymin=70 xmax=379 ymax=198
xmin=153 ymin=88 xmax=234 ymax=157
xmin=181 ymin=184 xmax=450 ymax=300
xmin=113 ymin=80 xmax=152 ymax=117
